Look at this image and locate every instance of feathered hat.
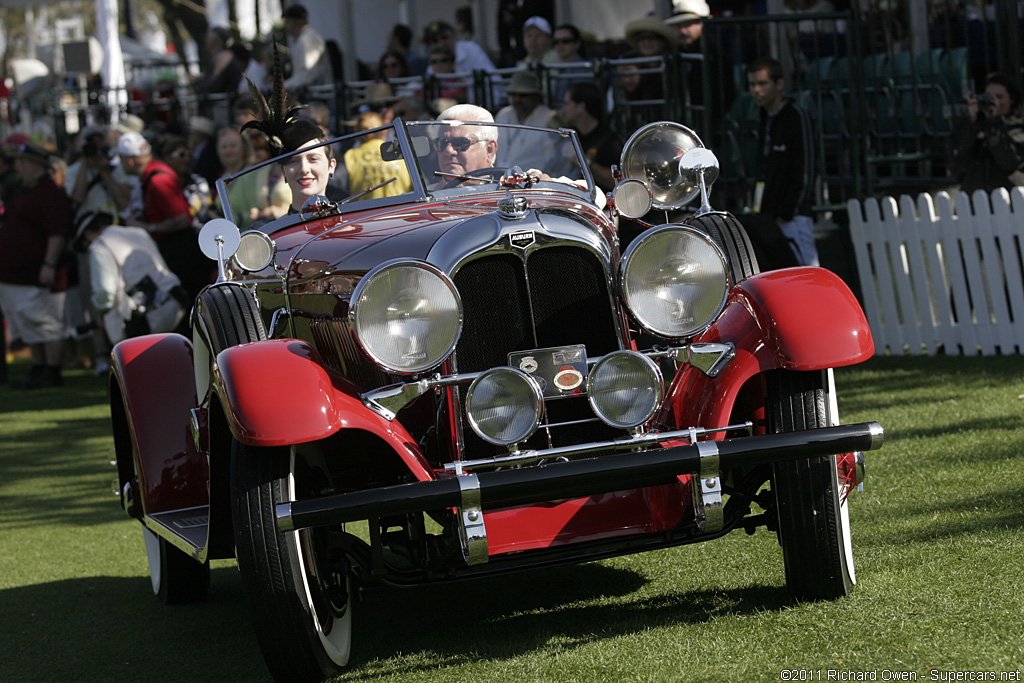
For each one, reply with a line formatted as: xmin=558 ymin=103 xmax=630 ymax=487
xmin=240 ymin=39 xmax=323 ymax=156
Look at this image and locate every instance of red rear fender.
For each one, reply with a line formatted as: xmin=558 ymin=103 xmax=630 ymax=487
xmin=214 ymin=339 xmax=431 ymax=477
xmin=111 ymin=334 xmax=207 ymax=514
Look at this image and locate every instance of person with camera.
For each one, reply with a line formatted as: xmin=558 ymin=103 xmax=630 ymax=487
xmin=952 ymin=72 xmax=1024 ymax=195
xmin=66 ymin=125 xmax=131 ymax=224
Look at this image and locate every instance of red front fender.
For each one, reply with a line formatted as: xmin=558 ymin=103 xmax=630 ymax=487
xmin=214 ymin=339 xmax=431 ymax=477
xmin=732 ymin=266 xmax=874 ymax=369
xmin=663 ymin=266 xmax=873 ymax=429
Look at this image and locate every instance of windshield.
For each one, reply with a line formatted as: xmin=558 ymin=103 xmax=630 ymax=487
xmin=216 ymin=120 xmax=593 ymax=229
xmin=404 ymin=120 xmax=593 ymax=202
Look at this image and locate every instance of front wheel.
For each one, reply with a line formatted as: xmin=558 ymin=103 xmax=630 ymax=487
xmin=769 ymin=368 xmax=855 ymax=601
xmin=231 ymin=439 xmax=352 ymax=683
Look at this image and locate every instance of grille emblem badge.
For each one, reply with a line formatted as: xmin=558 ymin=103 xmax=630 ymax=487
xmin=509 ymin=231 xmax=535 ymax=249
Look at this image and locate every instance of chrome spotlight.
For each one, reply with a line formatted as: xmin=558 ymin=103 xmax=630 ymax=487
xmin=466 ymin=368 xmax=544 ymax=446
xmin=587 ymin=351 xmax=663 ymax=429
xmin=620 ymin=122 xmax=704 ymax=210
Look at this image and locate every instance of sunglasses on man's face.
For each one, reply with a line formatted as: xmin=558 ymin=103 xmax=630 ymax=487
xmin=554 ymin=37 xmax=577 ymax=45
xmin=430 ymin=57 xmax=452 ymax=65
xmin=432 ymin=136 xmax=481 ymax=153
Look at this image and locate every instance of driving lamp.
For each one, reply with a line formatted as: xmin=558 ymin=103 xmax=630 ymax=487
xmin=621 ymin=226 xmax=730 ymax=338
xmin=234 ymin=230 xmax=275 ymax=272
xmin=587 ymin=351 xmax=663 ymax=429
xmin=350 ymin=260 xmax=462 ymax=374
xmin=466 ymin=368 xmax=544 ymax=446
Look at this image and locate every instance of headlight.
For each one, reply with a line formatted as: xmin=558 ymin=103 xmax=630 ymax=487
xmin=350 ymin=260 xmax=462 ymax=374
xmin=588 ymin=351 xmax=663 ymax=429
xmin=620 ymin=226 xmax=729 ymax=338
xmin=466 ymin=368 xmax=543 ymax=446
xmin=234 ymin=230 xmax=275 ymax=271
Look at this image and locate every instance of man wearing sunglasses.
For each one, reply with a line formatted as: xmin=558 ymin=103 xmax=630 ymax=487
xmin=433 ymin=104 xmax=499 ymax=184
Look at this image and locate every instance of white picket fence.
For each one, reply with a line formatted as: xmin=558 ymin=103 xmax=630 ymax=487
xmin=848 ymin=188 xmax=1024 ymax=356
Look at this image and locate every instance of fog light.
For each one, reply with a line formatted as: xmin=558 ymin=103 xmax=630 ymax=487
xmin=466 ymin=368 xmax=543 ymax=446
xmin=588 ymin=351 xmax=663 ymax=429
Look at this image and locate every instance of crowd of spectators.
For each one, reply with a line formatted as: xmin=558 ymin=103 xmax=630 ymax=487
xmin=2 ymin=1 xmax=1022 ymax=389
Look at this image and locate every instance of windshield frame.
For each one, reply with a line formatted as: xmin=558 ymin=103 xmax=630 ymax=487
xmin=215 ymin=118 xmax=597 ymax=227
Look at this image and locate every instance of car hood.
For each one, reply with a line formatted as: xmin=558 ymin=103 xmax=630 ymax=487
xmin=273 ymin=194 xmax=611 ymax=283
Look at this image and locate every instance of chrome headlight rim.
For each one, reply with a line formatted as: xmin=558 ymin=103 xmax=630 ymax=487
xmin=465 ymin=367 xmax=544 ymax=446
xmin=587 ymin=350 xmax=664 ymax=429
xmin=349 ymin=259 xmax=463 ymax=376
xmin=619 ymin=225 xmax=730 ymax=339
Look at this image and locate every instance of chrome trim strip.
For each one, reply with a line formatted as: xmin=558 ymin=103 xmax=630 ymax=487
xmin=361 ymin=343 xmax=737 ymax=421
xmin=443 ymin=422 xmax=751 ymax=472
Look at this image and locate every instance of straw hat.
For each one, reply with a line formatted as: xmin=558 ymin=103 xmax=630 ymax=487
xmin=625 ymin=15 xmax=679 ymax=50
xmin=505 ymin=70 xmax=543 ymax=96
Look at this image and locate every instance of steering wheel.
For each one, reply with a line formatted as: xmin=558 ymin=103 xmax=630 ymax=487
xmin=440 ymin=167 xmax=505 ymax=190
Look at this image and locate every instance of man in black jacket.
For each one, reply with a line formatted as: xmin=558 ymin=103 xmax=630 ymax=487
xmin=743 ymin=56 xmax=819 ymax=268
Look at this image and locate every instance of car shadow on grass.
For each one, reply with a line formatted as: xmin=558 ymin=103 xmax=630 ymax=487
xmin=0 ymin=567 xmax=272 ymax=683
xmin=340 ymin=561 xmax=792 ymax=678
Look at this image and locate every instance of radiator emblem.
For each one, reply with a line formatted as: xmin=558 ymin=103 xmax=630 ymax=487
xmin=509 ymin=231 xmax=535 ymax=249
xmin=553 ymin=366 xmax=584 ymax=392
xmin=519 ymin=356 xmax=539 ymax=373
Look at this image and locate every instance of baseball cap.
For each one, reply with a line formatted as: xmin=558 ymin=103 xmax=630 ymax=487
xmin=666 ymin=0 xmax=710 ymax=24
xmin=523 ymin=16 xmax=552 ymax=36
xmin=115 ymin=132 xmax=152 ymax=157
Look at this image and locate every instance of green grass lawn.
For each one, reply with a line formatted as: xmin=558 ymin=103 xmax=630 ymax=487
xmin=2 ymin=355 xmax=1023 ymax=682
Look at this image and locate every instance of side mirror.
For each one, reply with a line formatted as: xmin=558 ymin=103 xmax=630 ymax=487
xmin=198 ymin=218 xmax=240 ymax=282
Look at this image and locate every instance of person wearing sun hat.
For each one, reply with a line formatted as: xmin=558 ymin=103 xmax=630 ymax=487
xmin=495 ymin=70 xmax=555 ymax=170
xmin=0 ymin=142 xmax=74 ymax=389
xmin=624 ymin=14 xmax=679 ymax=56
xmin=665 ymin=0 xmax=731 ymax=135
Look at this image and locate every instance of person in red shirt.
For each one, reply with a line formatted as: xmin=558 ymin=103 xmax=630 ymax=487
xmin=0 ymin=143 xmax=74 ymax=388
xmin=115 ymin=132 xmax=210 ymax=301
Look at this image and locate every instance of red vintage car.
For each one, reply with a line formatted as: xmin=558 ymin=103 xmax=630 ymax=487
xmin=109 ymin=118 xmax=883 ymax=682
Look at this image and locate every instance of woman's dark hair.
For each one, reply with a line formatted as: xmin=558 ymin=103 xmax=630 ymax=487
xmin=555 ymin=23 xmax=585 ymax=58
xmin=985 ymin=71 xmax=1023 ymax=115
xmin=377 ymin=49 xmax=411 ymax=80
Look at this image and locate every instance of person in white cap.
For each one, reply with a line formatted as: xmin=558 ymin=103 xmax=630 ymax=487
xmin=516 ymin=15 xmax=557 ymax=69
xmin=115 ymin=131 xmax=209 ymax=300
